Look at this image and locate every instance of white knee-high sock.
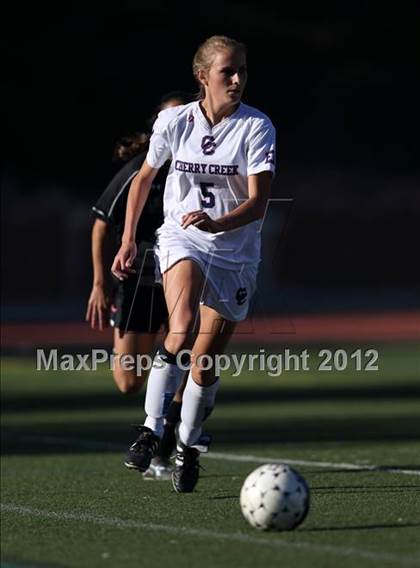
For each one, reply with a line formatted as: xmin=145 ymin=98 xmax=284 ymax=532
xmin=178 ymin=373 xmax=220 ymax=447
xmin=144 ymin=350 xmax=185 ymax=436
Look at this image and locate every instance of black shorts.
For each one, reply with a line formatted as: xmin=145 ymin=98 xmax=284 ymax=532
xmin=110 ymin=276 xmax=167 ymax=334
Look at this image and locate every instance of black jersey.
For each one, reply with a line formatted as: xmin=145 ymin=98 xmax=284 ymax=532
xmin=92 ymin=152 xmax=167 ymax=245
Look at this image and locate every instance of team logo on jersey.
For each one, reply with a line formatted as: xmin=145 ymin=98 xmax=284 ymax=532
xmin=265 ymin=150 xmax=275 ymax=164
xmin=236 ymin=287 xmax=248 ymax=306
xmin=201 ymin=135 xmax=216 ymax=155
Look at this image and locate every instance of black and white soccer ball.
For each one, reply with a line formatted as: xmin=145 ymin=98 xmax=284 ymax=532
xmin=240 ymin=464 xmax=310 ymax=531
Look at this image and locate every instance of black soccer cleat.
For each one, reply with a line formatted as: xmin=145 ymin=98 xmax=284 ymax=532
xmin=124 ymin=425 xmax=160 ymax=472
xmin=172 ymin=442 xmax=200 ymax=493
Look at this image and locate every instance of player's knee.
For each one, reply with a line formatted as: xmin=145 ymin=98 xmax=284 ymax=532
xmin=113 ymin=367 xmax=144 ymax=395
xmin=164 ymin=331 xmax=193 ymax=354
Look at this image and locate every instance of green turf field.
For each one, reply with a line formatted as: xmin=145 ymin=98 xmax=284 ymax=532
xmin=1 ymin=343 xmax=420 ymax=568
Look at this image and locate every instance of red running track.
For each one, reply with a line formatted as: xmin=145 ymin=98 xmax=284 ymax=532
xmin=1 ymin=312 xmax=419 ymax=348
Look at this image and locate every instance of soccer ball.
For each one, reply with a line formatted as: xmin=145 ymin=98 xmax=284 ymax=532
xmin=240 ymin=464 xmax=310 ymax=531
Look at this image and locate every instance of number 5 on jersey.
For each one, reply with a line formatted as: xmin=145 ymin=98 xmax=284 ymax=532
xmin=200 ymin=182 xmax=215 ymax=208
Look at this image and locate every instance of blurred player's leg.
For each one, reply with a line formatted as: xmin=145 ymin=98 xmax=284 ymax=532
xmin=124 ymin=345 xmax=185 ymax=472
xmin=143 ymin=260 xmax=204 ymax=435
xmin=143 ymin=385 xmax=184 ymax=480
xmin=113 ymin=329 xmax=156 ymax=394
xmin=173 ymin=305 xmax=236 ymax=493
xmin=158 ymin=390 xmax=183 ymax=458
xmin=125 ymin=260 xmax=203 ymax=473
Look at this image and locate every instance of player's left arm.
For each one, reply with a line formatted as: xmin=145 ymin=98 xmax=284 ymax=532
xmin=181 ymin=171 xmax=273 ymax=232
xmin=183 ymin=117 xmax=276 ymax=233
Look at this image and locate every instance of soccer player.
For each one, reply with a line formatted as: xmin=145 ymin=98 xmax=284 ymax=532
xmin=86 ymin=91 xmax=192 ymax=479
xmin=112 ymin=35 xmax=276 ymax=492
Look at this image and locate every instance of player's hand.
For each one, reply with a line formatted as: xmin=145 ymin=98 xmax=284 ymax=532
xmin=111 ymin=241 xmax=137 ymax=280
xmin=86 ymin=285 xmax=109 ymax=331
xmin=181 ymin=210 xmax=223 ymax=233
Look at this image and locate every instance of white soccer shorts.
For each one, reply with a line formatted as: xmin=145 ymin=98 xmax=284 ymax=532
xmin=154 ymin=224 xmax=258 ymax=322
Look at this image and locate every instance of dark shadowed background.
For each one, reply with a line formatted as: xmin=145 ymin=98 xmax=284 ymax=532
xmin=2 ymin=1 xmax=419 ymax=321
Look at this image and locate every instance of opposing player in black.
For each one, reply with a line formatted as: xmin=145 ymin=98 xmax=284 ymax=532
xmin=86 ymin=91 xmax=192 ymax=479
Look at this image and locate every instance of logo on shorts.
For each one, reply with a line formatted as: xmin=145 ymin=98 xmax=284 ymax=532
xmin=265 ymin=150 xmax=275 ymax=164
xmin=201 ymin=135 xmax=216 ymax=155
xmin=236 ymin=287 xmax=248 ymax=306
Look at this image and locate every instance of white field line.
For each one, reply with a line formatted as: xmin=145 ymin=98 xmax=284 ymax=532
xmin=206 ymin=451 xmax=420 ymax=476
xmin=3 ymin=433 xmax=420 ymax=477
xmin=2 ymin=503 xmax=420 ymax=566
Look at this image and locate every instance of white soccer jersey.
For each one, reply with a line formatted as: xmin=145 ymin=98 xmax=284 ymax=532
xmin=146 ymin=100 xmax=276 ymax=269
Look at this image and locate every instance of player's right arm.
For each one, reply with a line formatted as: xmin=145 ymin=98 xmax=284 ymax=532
xmin=111 ymin=160 xmax=159 ymax=280
xmin=86 ymin=218 xmax=110 ymax=330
